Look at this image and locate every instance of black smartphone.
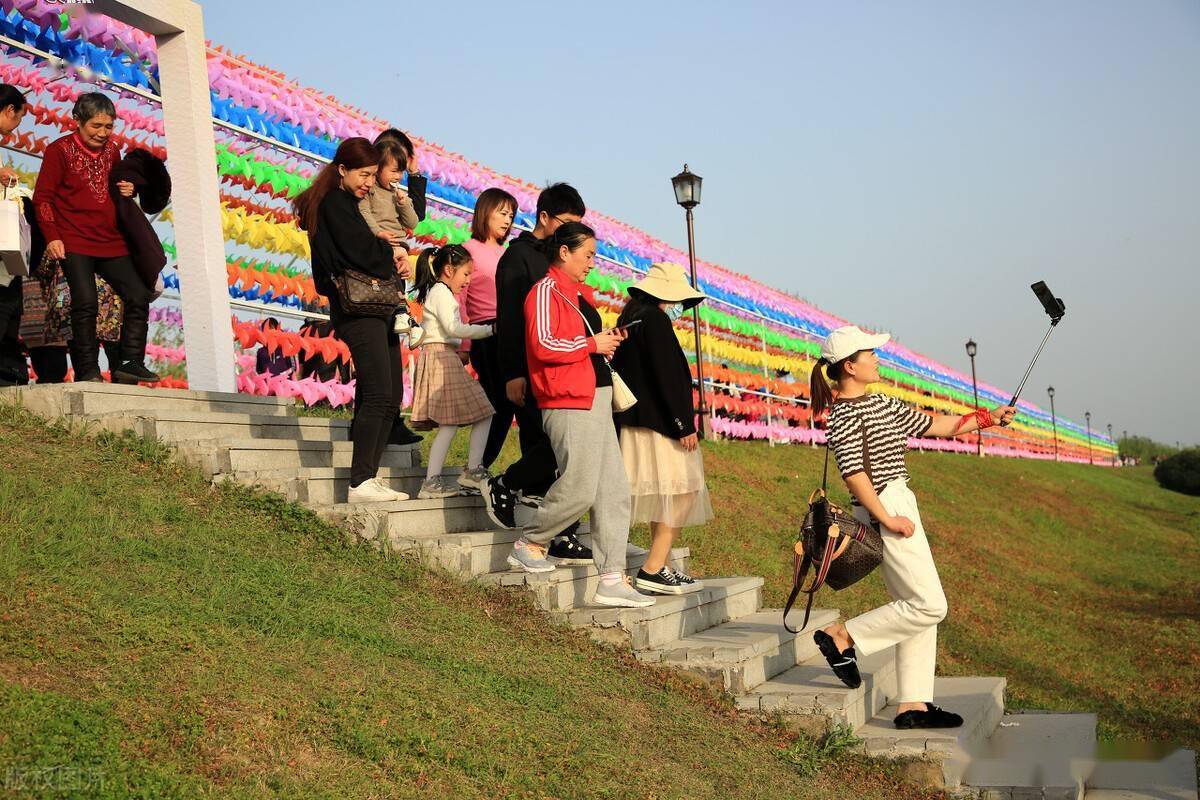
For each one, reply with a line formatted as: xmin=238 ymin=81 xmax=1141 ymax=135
xmin=1031 ymin=281 xmax=1066 ymax=320
xmin=613 ymin=320 xmax=643 ymax=332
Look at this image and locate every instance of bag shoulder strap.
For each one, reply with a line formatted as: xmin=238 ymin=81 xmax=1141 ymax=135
xmin=550 ymin=283 xmax=615 ymax=374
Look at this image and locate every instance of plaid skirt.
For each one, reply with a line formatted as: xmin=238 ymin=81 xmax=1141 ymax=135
xmin=410 ymin=343 xmax=493 ymax=430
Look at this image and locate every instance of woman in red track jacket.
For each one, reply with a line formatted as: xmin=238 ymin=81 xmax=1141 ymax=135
xmin=505 ymin=223 xmax=654 ymax=608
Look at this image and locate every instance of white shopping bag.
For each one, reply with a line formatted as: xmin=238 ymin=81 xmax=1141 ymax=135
xmin=0 ymin=192 xmax=31 ymax=279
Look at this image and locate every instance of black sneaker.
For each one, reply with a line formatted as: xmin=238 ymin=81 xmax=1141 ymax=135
xmin=635 ymin=567 xmax=684 ymax=595
xmin=483 ymin=476 xmax=517 ymax=529
xmin=547 ymin=524 xmax=592 ymax=565
xmin=894 ymin=704 xmax=963 ymax=730
xmin=668 ymin=566 xmax=703 ymax=592
xmin=111 ymin=361 xmax=160 ymax=384
xmin=813 ymin=629 xmax=862 ymax=689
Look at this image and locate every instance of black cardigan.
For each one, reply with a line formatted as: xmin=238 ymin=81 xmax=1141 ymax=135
xmin=611 ymin=303 xmax=696 ymax=439
xmin=310 ymin=188 xmax=396 ymax=297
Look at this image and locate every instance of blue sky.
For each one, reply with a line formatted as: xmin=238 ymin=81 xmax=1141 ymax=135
xmin=199 ymin=0 xmax=1199 ymax=445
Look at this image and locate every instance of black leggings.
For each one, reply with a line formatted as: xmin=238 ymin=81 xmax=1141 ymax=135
xmin=332 ymin=305 xmax=403 ymax=487
xmin=61 ymin=253 xmax=152 ymax=367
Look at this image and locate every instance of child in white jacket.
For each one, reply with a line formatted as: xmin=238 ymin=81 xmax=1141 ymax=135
xmin=408 ymin=244 xmax=496 ymax=498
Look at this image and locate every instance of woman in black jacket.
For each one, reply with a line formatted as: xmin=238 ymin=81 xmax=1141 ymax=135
xmin=294 ymin=137 xmax=408 ymax=504
xmin=612 ymin=262 xmax=713 ymax=595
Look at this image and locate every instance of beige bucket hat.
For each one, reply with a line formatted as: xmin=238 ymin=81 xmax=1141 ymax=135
xmin=628 ymin=262 xmax=707 ymax=309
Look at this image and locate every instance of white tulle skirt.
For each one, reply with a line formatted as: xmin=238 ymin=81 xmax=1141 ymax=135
xmin=619 ymin=425 xmax=714 ymax=529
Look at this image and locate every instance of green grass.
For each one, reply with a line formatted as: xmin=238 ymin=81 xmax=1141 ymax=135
xmin=0 ymin=406 xmax=931 ymax=800
xmin=395 ymin=416 xmax=1200 ymax=750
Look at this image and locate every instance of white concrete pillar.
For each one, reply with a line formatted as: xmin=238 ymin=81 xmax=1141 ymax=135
xmin=94 ymin=0 xmax=235 ymax=392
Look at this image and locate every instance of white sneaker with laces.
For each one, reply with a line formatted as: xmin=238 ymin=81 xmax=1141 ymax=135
xmin=348 ymin=478 xmax=405 ymax=504
xmin=591 ymin=576 xmax=656 ymax=608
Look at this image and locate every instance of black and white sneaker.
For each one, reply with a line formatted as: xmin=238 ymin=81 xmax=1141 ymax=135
xmin=668 ymin=566 xmax=703 ymax=592
xmin=518 ymin=491 xmax=545 ymax=509
xmin=635 ymin=567 xmax=685 ymax=595
xmin=813 ymin=629 xmax=862 ymax=689
xmin=547 ymin=525 xmax=592 ymax=565
xmin=483 ymin=476 xmax=518 ymax=529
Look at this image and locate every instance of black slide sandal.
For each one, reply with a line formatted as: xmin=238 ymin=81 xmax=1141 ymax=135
xmin=813 ymin=630 xmax=862 ymax=689
xmin=893 ymin=703 xmax=963 ymax=729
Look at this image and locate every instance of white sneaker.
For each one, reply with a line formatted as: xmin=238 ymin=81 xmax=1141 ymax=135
xmin=393 ymin=312 xmax=415 ymax=334
xmin=406 ymin=324 xmax=426 ymax=349
xmin=591 ymin=576 xmax=656 ymax=608
xmin=348 ymin=478 xmax=406 ymax=504
xmin=418 ymin=477 xmax=461 ymax=499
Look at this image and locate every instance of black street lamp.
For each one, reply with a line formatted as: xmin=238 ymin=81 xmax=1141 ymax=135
xmin=965 ymin=339 xmax=981 ymax=457
xmin=1085 ymin=411 xmax=1093 ymax=465
xmin=1107 ymin=423 xmax=1115 ymax=466
xmin=1048 ymin=386 xmax=1058 ymax=462
xmin=672 ymin=164 xmax=709 ymax=438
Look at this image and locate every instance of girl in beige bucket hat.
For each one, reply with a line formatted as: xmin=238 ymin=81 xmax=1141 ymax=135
xmin=611 ymin=262 xmax=713 ymax=595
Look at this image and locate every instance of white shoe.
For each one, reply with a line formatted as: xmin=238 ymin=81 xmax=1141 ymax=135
xmin=393 ymin=312 xmax=415 ymax=335
xmin=505 ymin=540 xmax=556 ymax=573
xmin=348 ymin=478 xmax=407 ymax=504
xmin=406 ymin=324 xmax=426 ymax=349
xmin=591 ymin=576 xmax=656 ymax=608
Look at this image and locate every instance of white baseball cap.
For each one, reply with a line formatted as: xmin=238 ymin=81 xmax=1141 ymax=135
xmin=820 ymin=325 xmax=891 ymax=363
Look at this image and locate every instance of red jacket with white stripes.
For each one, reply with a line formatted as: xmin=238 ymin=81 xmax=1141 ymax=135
xmin=524 ymin=266 xmax=599 ymax=410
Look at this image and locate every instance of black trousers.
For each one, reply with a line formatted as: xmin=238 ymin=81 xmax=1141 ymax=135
xmin=500 ymin=379 xmax=559 ymax=497
xmin=468 ymin=325 xmax=514 ymax=468
xmin=333 ymin=304 xmax=402 ymax=487
xmin=29 ymin=346 xmax=68 ymax=384
xmin=62 ymin=253 xmax=152 ymax=372
xmin=0 ymin=277 xmax=27 ymax=386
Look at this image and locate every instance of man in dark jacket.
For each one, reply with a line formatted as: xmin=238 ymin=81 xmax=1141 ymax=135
xmin=482 ymin=184 xmax=592 ymax=564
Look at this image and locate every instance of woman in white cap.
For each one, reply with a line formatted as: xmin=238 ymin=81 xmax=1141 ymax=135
xmin=809 ymin=325 xmax=1015 ymax=730
xmin=611 ymin=263 xmax=713 ymax=594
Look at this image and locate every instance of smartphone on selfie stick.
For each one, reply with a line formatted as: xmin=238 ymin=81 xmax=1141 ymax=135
xmin=1001 ymin=281 xmax=1067 ymax=426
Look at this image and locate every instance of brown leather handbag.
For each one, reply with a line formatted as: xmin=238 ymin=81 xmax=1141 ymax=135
xmin=335 ymin=268 xmax=402 ymax=317
xmin=783 ymin=440 xmax=884 ymax=633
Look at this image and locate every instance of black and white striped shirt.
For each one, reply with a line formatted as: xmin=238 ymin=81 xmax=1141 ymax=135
xmin=827 ymin=393 xmax=932 ymax=492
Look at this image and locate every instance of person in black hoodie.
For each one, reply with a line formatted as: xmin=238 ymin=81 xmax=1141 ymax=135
xmin=481 ymin=183 xmax=592 ymax=564
xmin=611 ymin=263 xmax=714 ymax=595
xmin=294 ymin=137 xmax=409 ymax=504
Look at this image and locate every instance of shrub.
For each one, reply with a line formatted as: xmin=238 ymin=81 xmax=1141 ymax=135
xmin=1154 ymin=448 xmax=1200 ymax=496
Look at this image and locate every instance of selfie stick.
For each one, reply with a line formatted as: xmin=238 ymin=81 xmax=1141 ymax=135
xmin=1001 ymin=282 xmax=1066 ymax=426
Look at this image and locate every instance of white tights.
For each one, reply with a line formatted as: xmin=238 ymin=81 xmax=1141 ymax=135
xmin=425 ymin=420 xmax=491 ymax=480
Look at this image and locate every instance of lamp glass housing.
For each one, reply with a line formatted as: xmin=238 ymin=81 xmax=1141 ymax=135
xmin=672 ymin=165 xmax=702 ymax=209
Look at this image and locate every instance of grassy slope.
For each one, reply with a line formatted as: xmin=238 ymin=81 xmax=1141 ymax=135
xmin=0 ymin=406 xmax=928 ymax=800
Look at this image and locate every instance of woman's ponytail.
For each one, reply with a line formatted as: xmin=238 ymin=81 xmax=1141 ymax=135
xmin=810 ymin=358 xmax=835 ymax=418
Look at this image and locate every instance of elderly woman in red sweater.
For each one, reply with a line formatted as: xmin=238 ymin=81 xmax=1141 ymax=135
xmin=33 ymin=93 xmax=158 ymax=384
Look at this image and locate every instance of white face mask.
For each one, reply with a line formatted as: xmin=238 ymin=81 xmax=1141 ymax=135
xmin=665 ymin=304 xmax=685 ymax=322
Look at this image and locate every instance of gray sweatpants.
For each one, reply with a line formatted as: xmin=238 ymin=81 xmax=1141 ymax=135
xmin=525 ymin=387 xmax=631 ymax=574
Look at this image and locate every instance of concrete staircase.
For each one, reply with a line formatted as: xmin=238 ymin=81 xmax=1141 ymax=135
xmin=4 ymin=382 xmax=1195 ymax=799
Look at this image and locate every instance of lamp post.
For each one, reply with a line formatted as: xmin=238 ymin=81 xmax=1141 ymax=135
xmin=1047 ymin=386 xmax=1058 ymax=462
xmin=1085 ymin=411 xmax=1093 ymax=465
xmin=965 ymin=339 xmax=981 ymax=456
xmin=672 ymin=164 xmax=710 ymax=438
xmin=1107 ymin=423 xmax=1115 ymax=466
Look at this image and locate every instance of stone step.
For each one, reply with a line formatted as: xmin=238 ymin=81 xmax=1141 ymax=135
xmin=4 ymin=383 xmax=293 ymax=418
xmin=176 ymin=438 xmax=419 ymax=474
xmin=963 ymin=712 xmax=1097 ymax=800
xmin=636 ymin=608 xmax=839 ymax=695
xmin=85 ymin=409 xmax=353 ymax=444
xmin=856 ymin=676 xmax=1007 ymax=787
xmin=225 ymin=466 xmax=459 ymax=505
xmin=1087 ymin=747 xmax=1197 ymax=799
xmin=558 ymin=576 xmax=764 ymax=651
xmin=319 ymin=495 xmax=496 ymax=539
xmin=479 ymin=546 xmax=692 ymax=612
xmin=735 ymin=646 xmax=898 ymax=735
